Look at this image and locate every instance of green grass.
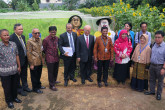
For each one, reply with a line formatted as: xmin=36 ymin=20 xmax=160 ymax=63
xmin=0 ymin=18 xmax=94 ymax=42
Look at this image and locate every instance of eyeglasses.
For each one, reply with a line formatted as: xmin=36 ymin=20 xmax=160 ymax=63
xmin=155 ymin=37 xmax=162 ymax=39
xmin=33 ymin=32 xmax=40 ymax=35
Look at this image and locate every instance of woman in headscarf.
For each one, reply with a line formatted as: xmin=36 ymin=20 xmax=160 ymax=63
xmin=113 ymin=30 xmax=133 ymax=84
xmin=131 ymin=34 xmax=151 ymax=92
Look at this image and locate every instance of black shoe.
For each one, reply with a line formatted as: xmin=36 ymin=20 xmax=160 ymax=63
xmin=98 ymin=82 xmax=102 ymax=88
xmin=55 ymin=81 xmax=61 ymax=84
xmin=7 ymin=102 xmax=14 ymax=109
xmin=18 ymin=91 xmax=27 ymax=96
xmin=156 ymin=94 xmax=161 ymax=100
xmin=23 ymin=88 xmax=32 ymax=92
xmin=33 ymin=89 xmax=43 ymax=94
xmin=14 ymin=98 xmax=22 ymax=103
xmin=104 ymin=82 xmax=108 ymax=87
xmin=144 ymin=91 xmax=155 ymax=95
xmin=87 ymin=77 xmax=93 ymax=82
xmin=40 ymin=86 xmax=46 ymax=89
xmin=81 ymin=80 xmax=85 ymax=85
xmin=64 ymin=80 xmax=68 ymax=87
xmin=70 ymin=78 xmax=77 ymax=82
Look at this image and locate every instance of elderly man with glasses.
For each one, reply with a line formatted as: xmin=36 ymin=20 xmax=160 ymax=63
xmin=26 ymin=28 xmax=45 ymax=94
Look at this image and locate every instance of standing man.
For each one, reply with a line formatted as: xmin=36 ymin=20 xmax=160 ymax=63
xmin=144 ymin=31 xmax=165 ymax=100
xmin=58 ymin=23 xmax=77 ymax=86
xmin=43 ymin=26 xmax=59 ymax=91
xmin=94 ymin=27 xmax=114 ymax=87
xmin=76 ymin=25 xmax=95 ymax=84
xmin=27 ymin=28 xmax=45 ymax=93
xmin=0 ymin=29 xmax=22 ymax=109
xmin=135 ymin=22 xmax=151 ymax=46
xmin=10 ymin=23 xmax=31 ymax=96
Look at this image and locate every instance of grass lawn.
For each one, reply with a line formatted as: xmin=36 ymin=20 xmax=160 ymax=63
xmin=0 ymin=18 xmax=94 ymax=41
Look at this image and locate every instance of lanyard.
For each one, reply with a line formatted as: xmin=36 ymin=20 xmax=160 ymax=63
xmin=140 ymin=44 xmax=148 ymax=54
xmin=101 ymin=36 xmax=108 ymax=48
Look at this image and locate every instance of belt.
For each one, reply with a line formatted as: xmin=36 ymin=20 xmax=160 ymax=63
xmin=151 ymin=63 xmax=163 ymax=66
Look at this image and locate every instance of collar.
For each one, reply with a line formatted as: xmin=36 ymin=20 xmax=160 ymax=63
xmin=0 ymin=41 xmax=11 ymax=46
xmin=67 ymin=32 xmax=72 ymax=36
xmin=84 ymin=34 xmax=89 ymax=38
xmin=48 ymin=35 xmax=56 ymax=40
xmin=32 ymin=36 xmax=40 ymax=42
xmin=155 ymin=41 xmax=165 ymax=47
xmin=102 ymin=35 xmax=108 ymax=39
xmin=140 ymin=30 xmax=148 ymax=35
xmin=15 ymin=33 xmax=21 ymax=38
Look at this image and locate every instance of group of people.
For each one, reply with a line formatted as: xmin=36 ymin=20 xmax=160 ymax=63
xmin=0 ymin=18 xmax=165 ymax=109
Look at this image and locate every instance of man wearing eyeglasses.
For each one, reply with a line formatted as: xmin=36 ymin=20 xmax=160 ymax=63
xmin=10 ymin=23 xmax=31 ymax=96
xmin=144 ymin=30 xmax=165 ymax=100
xmin=26 ymin=28 xmax=45 ymax=94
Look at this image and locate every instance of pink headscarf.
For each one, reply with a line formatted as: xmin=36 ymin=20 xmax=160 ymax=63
xmin=115 ymin=30 xmax=128 ymax=51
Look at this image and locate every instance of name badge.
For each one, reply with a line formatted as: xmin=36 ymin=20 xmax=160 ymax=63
xmin=138 ymin=56 xmax=140 ymax=60
xmin=105 ymin=48 xmax=107 ymax=53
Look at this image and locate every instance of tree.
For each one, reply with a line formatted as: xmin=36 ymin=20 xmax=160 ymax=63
xmin=0 ymin=0 xmax=8 ymax=8
xmin=63 ymin=0 xmax=80 ymax=10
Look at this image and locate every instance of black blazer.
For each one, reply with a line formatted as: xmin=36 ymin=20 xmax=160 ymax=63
xmin=58 ymin=32 xmax=77 ymax=59
xmin=9 ymin=33 xmax=27 ymax=66
xmin=76 ymin=34 xmax=95 ymax=62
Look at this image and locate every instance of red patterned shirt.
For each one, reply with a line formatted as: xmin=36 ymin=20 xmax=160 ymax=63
xmin=43 ymin=35 xmax=59 ymax=63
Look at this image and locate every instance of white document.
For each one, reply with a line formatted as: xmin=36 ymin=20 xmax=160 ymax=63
xmin=122 ymin=48 xmax=130 ymax=64
xmin=62 ymin=47 xmax=73 ymax=57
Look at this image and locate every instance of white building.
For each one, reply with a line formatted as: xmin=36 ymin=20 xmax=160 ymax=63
xmin=40 ymin=0 xmax=62 ymax=3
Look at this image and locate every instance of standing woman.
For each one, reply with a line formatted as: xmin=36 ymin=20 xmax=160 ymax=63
xmin=113 ymin=30 xmax=133 ymax=84
xmin=131 ymin=34 xmax=151 ymax=92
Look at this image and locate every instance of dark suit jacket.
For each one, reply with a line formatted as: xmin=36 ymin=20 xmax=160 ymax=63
xmin=58 ymin=32 xmax=77 ymax=60
xmin=76 ymin=34 xmax=95 ymax=62
xmin=10 ymin=33 xmax=27 ymax=67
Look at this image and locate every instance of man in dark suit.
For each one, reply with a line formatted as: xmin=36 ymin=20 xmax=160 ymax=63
xmin=76 ymin=25 xmax=95 ymax=84
xmin=10 ymin=24 xmax=32 ymax=96
xmin=58 ymin=23 xmax=77 ymax=86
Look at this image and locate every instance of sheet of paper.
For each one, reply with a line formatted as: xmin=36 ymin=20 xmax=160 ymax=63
xmin=62 ymin=47 xmax=73 ymax=57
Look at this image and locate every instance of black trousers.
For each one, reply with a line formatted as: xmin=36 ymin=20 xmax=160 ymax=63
xmin=97 ymin=60 xmax=110 ymax=83
xmin=46 ymin=62 xmax=59 ymax=87
xmin=30 ymin=65 xmax=42 ymax=90
xmin=17 ymin=57 xmax=28 ymax=93
xmin=149 ymin=64 xmax=164 ymax=95
xmin=1 ymin=73 xmax=18 ymax=103
xmin=80 ymin=60 xmax=92 ymax=80
xmin=63 ymin=57 xmax=76 ymax=81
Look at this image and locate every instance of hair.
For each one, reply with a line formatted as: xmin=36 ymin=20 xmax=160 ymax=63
xmin=101 ymin=26 xmax=108 ymax=32
xmin=140 ymin=22 xmax=147 ymax=27
xmin=49 ymin=26 xmax=57 ymax=32
xmin=14 ymin=23 xmax=22 ymax=30
xmin=32 ymin=28 xmax=39 ymax=33
xmin=66 ymin=23 xmax=72 ymax=28
xmin=124 ymin=22 xmax=132 ymax=30
xmin=155 ymin=30 xmax=164 ymax=37
xmin=0 ymin=29 xmax=9 ymax=36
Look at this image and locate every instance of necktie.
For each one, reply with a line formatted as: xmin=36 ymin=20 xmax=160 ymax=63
xmin=69 ymin=34 xmax=75 ymax=52
xmin=19 ymin=37 xmax=26 ymax=56
xmin=86 ymin=36 xmax=89 ymax=48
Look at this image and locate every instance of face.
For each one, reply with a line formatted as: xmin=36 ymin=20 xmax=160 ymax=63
xmin=100 ymin=19 xmax=109 ymax=27
xmin=66 ymin=24 xmax=72 ymax=34
xmin=84 ymin=26 xmax=91 ymax=36
xmin=124 ymin=24 xmax=131 ymax=31
xmin=122 ymin=33 xmax=127 ymax=39
xmin=140 ymin=36 xmax=146 ymax=44
xmin=71 ymin=16 xmax=81 ymax=28
xmin=0 ymin=31 xmax=10 ymax=44
xmin=49 ymin=30 xmax=56 ymax=37
xmin=32 ymin=29 xmax=40 ymax=40
xmin=141 ymin=24 xmax=147 ymax=32
xmin=101 ymin=29 xmax=108 ymax=37
xmin=14 ymin=25 xmax=23 ymax=36
xmin=155 ymin=34 xmax=164 ymax=45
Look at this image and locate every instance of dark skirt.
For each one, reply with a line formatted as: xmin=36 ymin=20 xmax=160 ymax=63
xmin=113 ymin=63 xmax=129 ymax=83
xmin=130 ymin=62 xmax=148 ymax=91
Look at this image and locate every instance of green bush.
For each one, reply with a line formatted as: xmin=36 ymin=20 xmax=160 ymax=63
xmin=0 ymin=0 xmax=8 ymax=8
xmin=16 ymin=0 xmax=31 ymax=11
xmin=32 ymin=0 xmax=39 ymax=11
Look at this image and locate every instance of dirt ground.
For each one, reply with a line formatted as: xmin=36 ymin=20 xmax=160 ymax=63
xmin=0 ymin=67 xmax=165 ymax=110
